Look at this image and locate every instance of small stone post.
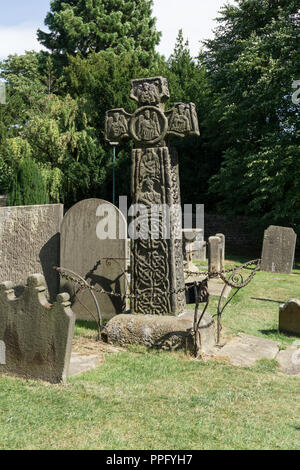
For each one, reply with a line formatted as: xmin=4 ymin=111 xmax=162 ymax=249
xmin=208 ymin=236 xmax=221 ymax=273
xmin=216 ymin=233 xmax=225 ymax=271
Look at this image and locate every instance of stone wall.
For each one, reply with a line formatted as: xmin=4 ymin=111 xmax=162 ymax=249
xmin=204 ymin=214 xmax=300 ymax=255
xmin=0 ymin=204 xmax=63 ymax=301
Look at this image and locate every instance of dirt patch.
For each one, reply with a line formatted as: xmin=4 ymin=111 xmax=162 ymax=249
xmin=72 ymin=334 xmax=125 ymax=363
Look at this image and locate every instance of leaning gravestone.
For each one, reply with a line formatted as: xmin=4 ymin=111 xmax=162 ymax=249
xmin=261 ymin=226 xmax=297 ymax=274
xmin=60 ymin=199 xmax=127 ymax=321
xmin=0 ymin=204 xmax=63 ymax=301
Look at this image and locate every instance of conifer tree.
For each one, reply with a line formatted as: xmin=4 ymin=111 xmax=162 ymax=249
xmin=38 ymin=0 xmax=161 ymax=67
xmin=8 ymin=158 xmax=49 ymax=206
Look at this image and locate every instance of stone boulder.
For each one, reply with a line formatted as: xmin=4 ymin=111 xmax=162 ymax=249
xmin=279 ymin=299 xmax=300 ymax=336
xmin=103 ymin=311 xmax=215 ymax=353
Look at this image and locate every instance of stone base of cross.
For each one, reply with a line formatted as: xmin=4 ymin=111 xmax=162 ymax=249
xmin=105 ymin=77 xmax=200 ymax=316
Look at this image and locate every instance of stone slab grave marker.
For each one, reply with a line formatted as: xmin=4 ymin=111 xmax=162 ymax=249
xmin=0 ymin=204 xmax=63 ymax=301
xmin=60 ymin=199 xmax=127 ymax=321
xmin=261 ymin=225 xmax=297 ymax=274
xmin=279 ymin=299 xmax=300 ymax=336
xmin=105 ymin=77 xmax=200 ymax=316
xmin=0 ymin=274 xmax=75 ymax=384
xmin=0 ymin=196 xmax=7 ymax=207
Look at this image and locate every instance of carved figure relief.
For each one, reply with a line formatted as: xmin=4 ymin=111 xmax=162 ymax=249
xmin=105 ymin=109 xmax=130 ymax=142
xmin=167 ymin=102 xmax=200 ymax=137
xmin=169 ymin=104 xmax=191 ymax=133
xmin=136 ymin=149 xmax=162 ymax=207
xmin=130 ymin=77 xmax=170 ymax=106
xmin=130 ymin=107 xmax=167 ymax=145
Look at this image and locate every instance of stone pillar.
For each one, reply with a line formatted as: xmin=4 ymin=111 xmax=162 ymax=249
xmin=216 ymin=233 xmax=225 ymax=270
xmin=131 ymin=146 xmax=186 ymax=315
xmin=208 ymin=236 xmax=221 ymax=273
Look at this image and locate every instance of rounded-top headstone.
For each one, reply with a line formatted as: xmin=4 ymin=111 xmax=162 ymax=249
xmin=60 ymin=199 xmax=128 ymax=321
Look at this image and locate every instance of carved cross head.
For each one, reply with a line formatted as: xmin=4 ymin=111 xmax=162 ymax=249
xmin=105 ymin=77 xmax=200 ymax=147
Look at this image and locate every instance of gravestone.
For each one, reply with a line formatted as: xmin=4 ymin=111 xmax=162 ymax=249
xmin=0 ymin=196 xmax=7 ymax=207
xmin=216 ymin=233 xmax=225 ymax=270
xmin=105 ymin=77 xmax=200 ymax=316
xmin=182 ymin=229 xmax=200 ymax=274
xmin=191 ymin=229 xmax=206 ymax=261
xmin=261 ymin=226 xmax=297 ymax=274
xmin=279 ymin=299 xmax=300 ymax=336
xmin=0 ymin=204 xmax=63 ymax=301
xmin=208 ymin=236 xmax=221 ymax=273
xmin=60 ymin=199 xmax=127 ymax=321
xmin=0 ymin=274 xmax=75 ymax=384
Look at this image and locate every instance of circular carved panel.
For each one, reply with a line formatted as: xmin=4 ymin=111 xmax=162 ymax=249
xmin=130 ymin=106 xmax=168 ymax=145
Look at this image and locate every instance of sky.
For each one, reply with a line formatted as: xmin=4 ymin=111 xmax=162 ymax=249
xmin=0 ymin=0 xmax=235 ymax=60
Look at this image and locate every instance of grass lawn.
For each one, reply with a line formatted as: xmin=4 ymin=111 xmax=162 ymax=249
xmin=0 ymin=255 xmax=299 ymax=450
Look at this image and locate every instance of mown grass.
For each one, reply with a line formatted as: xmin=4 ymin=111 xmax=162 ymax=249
xmin=193 ymin=255 xmax=300 ymax=345
xmin=0 ymin=254 xmax=299 ymax=450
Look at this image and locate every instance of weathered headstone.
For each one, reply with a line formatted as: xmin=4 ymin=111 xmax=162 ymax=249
xmin=0 ymin=196 xmax=7 ymax=207
xmin=191 ymin=229 xmax=206 ymax=261
xmin=208 ymin=236 xmax=221 ymax=273
xmin=216 ymin=233 xmax=225 ymax=270
xmin=60 ymin=199 xmax=127 ymax=321
xmin=0 ymin=204 xmax=63 ymax=301
xmin=182 ymin=229 xmax=200 ymax=274
xmin=192 ymin=241 xmax=206 ymax=262
xmin=105 ymin=77 xmax=200 ymax=316
xmin=261 ymin=225 xmax=297 ymax=274
xmin=279 ymin=299 xmax=300 ymax=336
xmin=0 ymin=274 xmax=75 ymax=384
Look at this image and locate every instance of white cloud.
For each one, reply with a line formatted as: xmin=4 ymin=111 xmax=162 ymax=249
xmin=0 ymin=22 xmax=45 ymax=59
xmin=153 ymin=0 xmax=236 ymax=58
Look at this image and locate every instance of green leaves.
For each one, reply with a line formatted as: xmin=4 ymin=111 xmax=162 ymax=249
xmin=38 ymin=0 xmax=161 ymax=69
xmin=203 ymin=0 xmax=300 ymax=230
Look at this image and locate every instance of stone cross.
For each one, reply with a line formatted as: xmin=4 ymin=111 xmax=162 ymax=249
xmin=105 ymin=77 xmax=199 ymax=316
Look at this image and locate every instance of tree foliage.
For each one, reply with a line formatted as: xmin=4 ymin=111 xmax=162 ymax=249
xmin=7 ymin=157 xmax=49 ymax=206
xmin=203 ymin=0 xmax=300 ymax=228
xmin=38 ymin=0 xmax=161 ymax=68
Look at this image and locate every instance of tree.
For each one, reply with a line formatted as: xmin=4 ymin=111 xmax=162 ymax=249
xmin=38 ymin=0 xmax=161 ymax=68
xmin=161 ymin=31 xmax=212 ymax=206
xmin=7 ymin=157 xmax=49 ymax=206
xmin=203 ymin=0 xmax=300 ymax=229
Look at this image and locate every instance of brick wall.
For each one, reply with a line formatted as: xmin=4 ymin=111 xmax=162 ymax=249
xmin=203 ymin=214 xmax=299 ymax=254
xmin=204 ymin=214 xmax=265 ymax=251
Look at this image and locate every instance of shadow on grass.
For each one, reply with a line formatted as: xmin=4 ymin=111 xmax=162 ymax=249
xmin=259 ymin=329 xmax=297 ymax=340
xmin=76 ymin=320 xmax=99 ymax=331
xmin=251 ymin=297 xmax=285 ymax=304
